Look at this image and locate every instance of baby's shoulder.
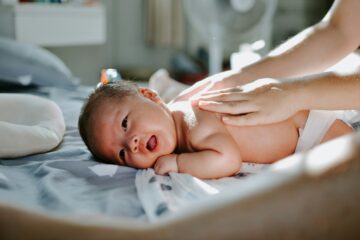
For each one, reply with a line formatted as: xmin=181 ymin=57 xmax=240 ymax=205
xmin=189 ymin=105 xmax=229 ymax=146
xmin=169 ymin=101 xmax=229 ymax=147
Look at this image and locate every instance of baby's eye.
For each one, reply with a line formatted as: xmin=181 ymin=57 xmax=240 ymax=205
xmin=119 ymin=149 xmax=126 ymax=163
xmin=122 ymin=116 xmax=128 ymax=130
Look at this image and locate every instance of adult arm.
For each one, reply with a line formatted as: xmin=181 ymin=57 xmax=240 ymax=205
xmin=226 ymin=0 xmax=360 ymax=84
xmin=294 ymin=72 xmax=360 ymax=110
xmin=173 ymin=0 xmax=360 ymax=102
xmin=198 ymin=72 xmax=360 ymax=126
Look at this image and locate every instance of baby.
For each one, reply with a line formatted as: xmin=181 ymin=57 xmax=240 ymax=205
xmin=78 ymin=81 xmax=353 ymax=179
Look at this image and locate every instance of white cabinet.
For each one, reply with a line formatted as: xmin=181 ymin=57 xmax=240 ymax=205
xmin=0 ymin=3 xmax=106 ymax=46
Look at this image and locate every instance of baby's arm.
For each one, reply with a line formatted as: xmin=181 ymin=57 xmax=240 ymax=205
xmin=155 ymin=133 xmax=241 ymax=179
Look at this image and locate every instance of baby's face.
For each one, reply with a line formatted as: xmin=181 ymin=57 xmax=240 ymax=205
xmin=91 ymin=88 xmax=177 ymax=168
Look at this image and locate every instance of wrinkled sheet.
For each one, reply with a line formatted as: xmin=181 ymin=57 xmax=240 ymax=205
xmin=0 ymin=86 xmax=357 ymax=224
xmin=0 ymin=86 xmax=266 ymax=223
xmin=0 ymin=87 xmax=146 ymax=221
xmin=136 ymin=169 xmax=256 ymax=222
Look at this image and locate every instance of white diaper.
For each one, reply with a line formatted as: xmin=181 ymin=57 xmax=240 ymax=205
xmin=295 ymin=110 xmax=338 ymax=153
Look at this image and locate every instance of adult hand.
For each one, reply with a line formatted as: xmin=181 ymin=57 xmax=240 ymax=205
xmin=171 ymin=70 xmax=253 ymax=103
xmin=196 ymin=79 xmax=300 ymax=126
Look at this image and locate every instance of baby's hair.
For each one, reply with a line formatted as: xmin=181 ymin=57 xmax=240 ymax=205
xmin=78 ymin=81 xmax=139 ymax=162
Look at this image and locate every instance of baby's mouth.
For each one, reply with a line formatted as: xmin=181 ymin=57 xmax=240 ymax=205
xmin=146 ymin=135 xmax=157 ymax=151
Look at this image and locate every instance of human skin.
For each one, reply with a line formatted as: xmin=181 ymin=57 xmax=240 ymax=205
xmin=197 ymin=73 xmax=360 ymax=126
xmin=90 ymin=87 xmax=353 ymax=179
xmin=89 ymin=88 xmax=177 ymax=169
xmin=173 ymin=0 xmax=360 ymax=126
xmin=90 ymin=88 xmax=241 ymax=179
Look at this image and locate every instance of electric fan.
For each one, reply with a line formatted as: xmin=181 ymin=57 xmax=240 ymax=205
xmin=183 ymin=0 xmax=277 ymax=74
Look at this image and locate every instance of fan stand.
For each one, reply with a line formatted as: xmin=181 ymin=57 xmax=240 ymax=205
xmin=209 ymin=23 xmax=223 ymax=75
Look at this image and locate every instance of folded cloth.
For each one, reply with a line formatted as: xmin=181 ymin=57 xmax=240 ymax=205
xmin=339 ymin=109 xmax=360 ymax=130
xmin=352 ymin=121 xmax=360 ymax=130
xmin=136 ymin=169 xmax=248 ymax=222
xmin=136 ymin=169 xmax=211 ymax=221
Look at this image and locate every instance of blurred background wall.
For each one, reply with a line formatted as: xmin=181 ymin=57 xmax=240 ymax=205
xmin=1 ymin=0 xmax=333 ymax=86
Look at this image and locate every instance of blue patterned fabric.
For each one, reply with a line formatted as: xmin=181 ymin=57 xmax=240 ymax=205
xmin=0 ymin=87 xmax=146 ymax=221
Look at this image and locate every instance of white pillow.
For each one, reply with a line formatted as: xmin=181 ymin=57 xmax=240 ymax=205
xmin=0 ymin=94 xmax=65 ymax=158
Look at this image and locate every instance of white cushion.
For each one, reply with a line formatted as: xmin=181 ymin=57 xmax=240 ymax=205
xmin=0 ymin=94 xmax=65 ymax=158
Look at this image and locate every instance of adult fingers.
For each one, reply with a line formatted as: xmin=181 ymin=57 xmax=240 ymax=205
xmin=198 ymin=100 xmax=256 ymax=115
xmin=200 ymin=86 xmax=243 ymax=96
xmin=172 ymin=79 xmax=211 ymax=102
xmin=222 ymin=112 xmax=265 ymax=126
xmin=197 ymin=92 xmax=249 ymax=102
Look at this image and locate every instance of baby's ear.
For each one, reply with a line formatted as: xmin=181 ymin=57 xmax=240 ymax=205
xmin=138 ymin=87 xmax=162 ymax=103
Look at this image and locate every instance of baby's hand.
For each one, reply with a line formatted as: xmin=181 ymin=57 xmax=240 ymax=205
xmin=154 ymin=154 xmax=178 ymax=175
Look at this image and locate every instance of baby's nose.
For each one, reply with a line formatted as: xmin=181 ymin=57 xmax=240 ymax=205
xmin=129 ymin=135 xmax=139 ymax=153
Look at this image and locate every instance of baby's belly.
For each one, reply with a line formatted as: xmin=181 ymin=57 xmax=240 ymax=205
xmin=226 ymin=119 xmax=299 ymax=164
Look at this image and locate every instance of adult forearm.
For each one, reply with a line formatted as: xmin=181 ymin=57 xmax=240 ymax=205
xmin=289 ymin=72 xmax=360 ymax=111
xmin=242 ymin=0 xmax=360 ymax=82
xmin=243 ymin=23 xmax=355 ymax=81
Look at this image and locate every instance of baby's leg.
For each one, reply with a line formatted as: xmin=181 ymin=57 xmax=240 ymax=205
xmin=320 ymin=119 xmax=354 ymax=144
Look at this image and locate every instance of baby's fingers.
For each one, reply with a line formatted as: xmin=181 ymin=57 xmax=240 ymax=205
xmin=154 ymin=163 xmax=168 ymax=176
xmin=154 ymin=166 xmax=166 ymax=176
